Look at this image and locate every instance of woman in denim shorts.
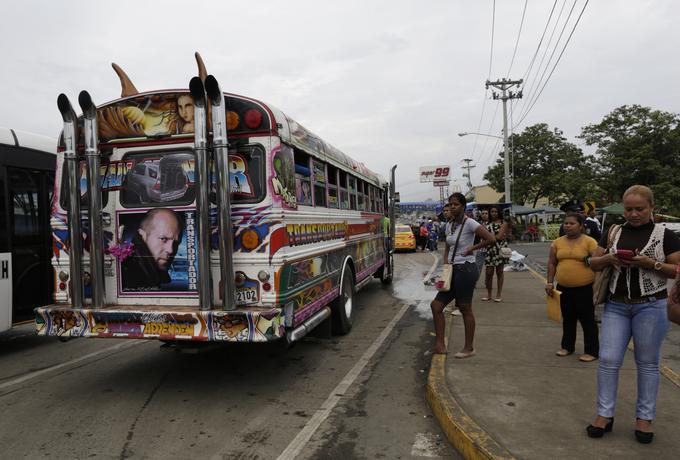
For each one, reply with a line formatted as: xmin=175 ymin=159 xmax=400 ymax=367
xmin=430 ymin=193 xmax=494 ymax=357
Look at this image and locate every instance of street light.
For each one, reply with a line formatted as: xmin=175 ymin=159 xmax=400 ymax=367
xmin=457 ymin=132 xmax=503 ymax=140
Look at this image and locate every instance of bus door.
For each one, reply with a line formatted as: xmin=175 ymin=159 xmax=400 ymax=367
xmin=8 ymin=167 xmax=54 ymax=321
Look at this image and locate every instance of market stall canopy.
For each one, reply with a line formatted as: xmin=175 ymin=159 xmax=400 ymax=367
xmin=600 ymin=203 xmax=624 ymax=215
xmin=532 ymin=206 xmax=563 ymax=214
xmin=511 ymin=204 xmax=539 ymax=215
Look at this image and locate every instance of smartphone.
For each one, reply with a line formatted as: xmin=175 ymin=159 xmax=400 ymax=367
xmin=616 ymin=249 xmax=636 ymax=260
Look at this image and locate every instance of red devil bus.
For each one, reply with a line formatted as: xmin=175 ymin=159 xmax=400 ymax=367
xmin=35 ymin=53 xmax=397 ymax=345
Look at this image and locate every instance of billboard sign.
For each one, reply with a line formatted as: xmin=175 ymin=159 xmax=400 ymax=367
xmin=419 ymin=165 xmax=451 ymax=183
xmin=433 ymin=180 xmax=450 ymax=187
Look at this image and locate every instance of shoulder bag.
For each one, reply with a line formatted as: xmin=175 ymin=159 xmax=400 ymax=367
xmin=436 ymin=218 xmax=467 ymax=291
xmin=592 ymin=224 xmax=621 ymax=305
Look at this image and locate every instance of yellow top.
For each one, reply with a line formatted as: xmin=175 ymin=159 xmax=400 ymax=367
xmin=553 ymin=235 xmax=597 ymax=287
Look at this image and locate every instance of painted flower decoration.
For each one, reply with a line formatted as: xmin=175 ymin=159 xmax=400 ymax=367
xmin=106 ymin=241 xmax=135 ymax=262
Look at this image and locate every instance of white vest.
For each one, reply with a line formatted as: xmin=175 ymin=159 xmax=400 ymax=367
xmin=609 ymin=224 xmax=666 ymax=297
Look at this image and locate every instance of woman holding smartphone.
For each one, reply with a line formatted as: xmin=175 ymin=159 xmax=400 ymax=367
xmin=545 ymin=212 xmax=600 ymax=362
xmin=586 ymin=185 xmax=680 ymax=443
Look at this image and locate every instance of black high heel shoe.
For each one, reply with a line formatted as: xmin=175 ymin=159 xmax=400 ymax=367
xmin=586 ymin=417 xmax=614 ymax=438
xmin=635 ymin=419 xmax=654 ymax=444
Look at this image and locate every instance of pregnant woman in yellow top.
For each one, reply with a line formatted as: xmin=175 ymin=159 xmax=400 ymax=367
xmin=546 ymin=212 xmax=600 ymax=362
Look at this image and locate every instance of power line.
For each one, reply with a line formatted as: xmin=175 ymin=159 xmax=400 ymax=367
xmin=513 ymin=0 xmax=569 ymax=125
xmin=516 ymin=0 xmax=578 ymax=124
xmin=520 ymin=0 xmax=559 ymax=84
xmin=511 ymin=0 xmax=559 ymax=125
xmin=470 ymin=1 xmax=498 ymax=160
xmin=507 ymin=0 xmax=529 ymax=77
xmin=514 ymin=0 xmax=589 ymax=129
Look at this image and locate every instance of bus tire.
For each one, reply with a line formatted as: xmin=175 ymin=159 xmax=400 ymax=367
xmin=332 ymin=265 xmax=355 ymax=335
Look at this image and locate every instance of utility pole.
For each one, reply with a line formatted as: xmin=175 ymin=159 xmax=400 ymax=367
xmin=486 ymin=78 xmax=522 ymax=205
xmin=462 ymin=158 xmax=475 ymax=192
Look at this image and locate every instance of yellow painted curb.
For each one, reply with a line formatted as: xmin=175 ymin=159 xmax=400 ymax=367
xmin=426 ymin=351 xmax=516 ymax=460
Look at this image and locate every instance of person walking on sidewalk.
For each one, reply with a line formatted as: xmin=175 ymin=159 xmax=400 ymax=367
xmin=483 ymin=207 xmax=510 ymax=302
xmin=585 ymin=185 xmax=680 ymax=443
xmin=429 ymin=193 xmax=494 ymax=356
xmin=474 ymin=209 xmax=489 ymax=277
xmin=545 ymin=212 xmax=600 ymax=362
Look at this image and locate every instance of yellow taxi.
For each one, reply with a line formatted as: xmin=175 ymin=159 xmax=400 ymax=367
xmin=394 ymin=224 xmax=417 ymax=251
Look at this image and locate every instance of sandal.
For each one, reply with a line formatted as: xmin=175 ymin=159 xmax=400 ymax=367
xmin=454 ymin=350 xmax=476 ymax=359
xmin=493 ymin=298 xmax=502 ymax=302
xmin=579 ymin=354 xmax=598 ymax=362
xmin=481 ymin=297 xmax=490 ymax=301
xmin=556 ymin=349 xmax=572 ymax=357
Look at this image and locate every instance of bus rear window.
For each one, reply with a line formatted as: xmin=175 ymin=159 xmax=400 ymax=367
xmin=120 ymin=151 xmax=196 ymax=208
xmin=59 ymin=161 xmax=109 ymax=210
xmin=211 ymin=144 xmax=265 ymax=204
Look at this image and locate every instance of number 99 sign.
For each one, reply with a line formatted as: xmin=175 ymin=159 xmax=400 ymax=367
xmin=419 ymin=165 xmax=452 ymax=182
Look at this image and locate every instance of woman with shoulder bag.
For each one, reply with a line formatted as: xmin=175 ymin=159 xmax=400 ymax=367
xmin=483 ymin=206 xmax=511 ymax=302
xmin=585 ymin=186 xmax=680 ymax=443
xmin=429 ymin=193 xmax=495 ymax=356
xmin=545 ymin=212 xmax=600 ymax=362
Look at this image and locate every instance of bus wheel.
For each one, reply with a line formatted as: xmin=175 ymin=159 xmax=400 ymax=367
xmin=332 ymin=265 xmax=355 ymax=335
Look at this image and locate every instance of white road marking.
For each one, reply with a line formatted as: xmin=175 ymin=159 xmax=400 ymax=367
xmin=276 ymin=303 xmax=411 ymax=460
xmin=423 ymin=252 xmax=441 ymax=283
xmin=411 ymin=432 xmax=446 ymax=457
xmin=0 ymin=340 xmax=141 ymax=391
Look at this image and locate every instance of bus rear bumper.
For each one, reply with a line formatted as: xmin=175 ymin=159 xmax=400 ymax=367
xmin=34 ymin=304 xmax=286 ymax=342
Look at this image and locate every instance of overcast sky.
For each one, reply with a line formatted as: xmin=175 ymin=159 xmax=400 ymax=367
xmin=1 ymin=0 xmax=678 ymax=201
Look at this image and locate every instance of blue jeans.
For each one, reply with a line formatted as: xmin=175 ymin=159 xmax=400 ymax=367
xmin=597 ymin=298 xmax=669 ymax=420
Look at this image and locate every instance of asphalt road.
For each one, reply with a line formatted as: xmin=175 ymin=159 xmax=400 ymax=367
xmin=0 ymin=252 xmax=460 ymax=460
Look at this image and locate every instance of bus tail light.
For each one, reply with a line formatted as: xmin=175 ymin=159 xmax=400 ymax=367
xmin=59 ymin=282 xmax=67 ymax=291
xmin=241 ymin=229 xmax=260 ymax=250
xmin=226 ymin=111 xmax=240 ymax=130
xmin=244 ymin=109 xmax=262 ymax=129
xmin=262 ymin=282 xmax=271 ymax=292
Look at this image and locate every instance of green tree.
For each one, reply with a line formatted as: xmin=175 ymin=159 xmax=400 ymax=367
xmin=484 ymin=124 xmax=599 ymax=207
xmin=580 ymin=105 xmax=680 ymax=214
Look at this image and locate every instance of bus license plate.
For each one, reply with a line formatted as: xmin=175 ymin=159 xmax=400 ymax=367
xmin=235 ymin=286 xmax=258 ymax=304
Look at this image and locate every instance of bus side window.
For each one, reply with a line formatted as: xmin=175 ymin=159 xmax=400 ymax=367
xmin=327 ymin=164 xmax=338 ymax=209
xmin=294 ymin=149 xmax=312 ymax=206
xmin=348 ymin=176 xmax=357 ymax=210
xmin=339 ymin=170 xmax=348 ymax=210
xmin=312 ymin=160 xmax=326 ymax=208
xmin=357 ymin=180 xmax=364 ymax=211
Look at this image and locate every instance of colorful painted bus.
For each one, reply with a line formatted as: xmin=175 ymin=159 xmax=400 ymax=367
xmin=1 ymin=128 xmax=57 ymax=334
xmin=35 ymin=54 xmax=396 ymax=345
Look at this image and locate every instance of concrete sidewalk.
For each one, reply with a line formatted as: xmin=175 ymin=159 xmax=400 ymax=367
xmin=428 ymin=269 xmax=680 ymax=460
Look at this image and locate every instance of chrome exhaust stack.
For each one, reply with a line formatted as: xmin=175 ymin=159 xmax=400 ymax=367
xmin=189 ymin=78 xmax=213 ymax=310
xmin=77 ymin=91 xmax=105 ymax=308
xmin=57 ymin=94 xmax=84 ymax=309
xmin=204 ymin=75 xmax=236 ymax=311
